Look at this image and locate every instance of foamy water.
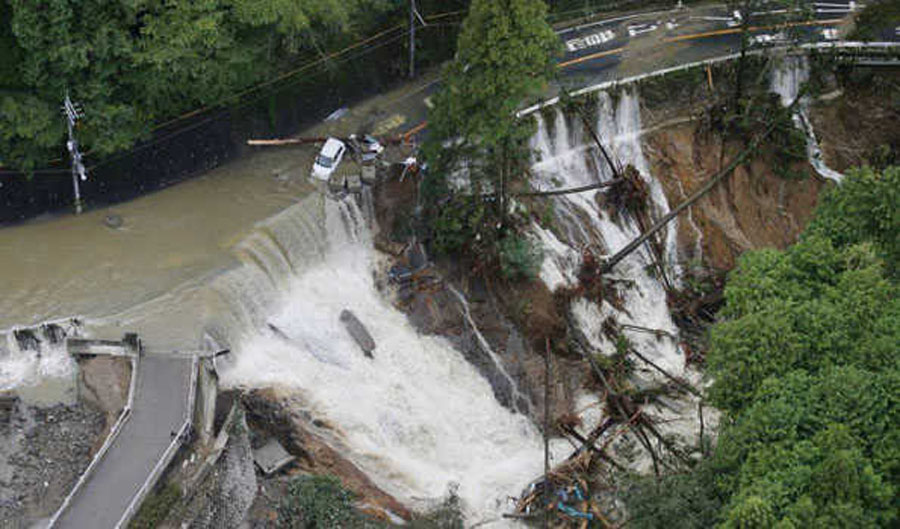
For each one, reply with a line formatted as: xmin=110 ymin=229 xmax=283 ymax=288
xmin=219 ymin=196 xmax=565 ymax=525
xmin=530 ymin=89 xmax=683 ymax=375
xmin=526 ymin=88 xmax=719 ymax=472
xmin=770 ymin=55 xmax=844 ymax=183
xmin=0 ymin=329 xmax=77 ymax=404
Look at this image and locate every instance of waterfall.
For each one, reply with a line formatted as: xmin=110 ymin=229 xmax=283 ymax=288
xmin=0 ymin=323 xmax=77 ymax=398
xmin=770 ymin=55 xmax=845 ymax=183
xmin=530 ymin=89 xmax=683 ymax=376
xmin=528 ymin=89 xmax=717 ymax=473
xmin=215 ymin=194 xmax=564 ymax=525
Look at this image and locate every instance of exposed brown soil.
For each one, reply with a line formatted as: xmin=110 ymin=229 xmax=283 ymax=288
xmin=242 ymin=388 xmax=412 ymax=521
xmin=77 ymin=355 xmax=131 ymax=432
xmin=646 ymin=124 xmax=825 ymax=270
xmin=808 ymin=70 xmax=900 ymax=172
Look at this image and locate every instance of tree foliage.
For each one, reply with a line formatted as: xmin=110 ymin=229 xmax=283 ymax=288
xmin=627 ymin=166 xmax=899 ymax=528
xmin=422 ymin=0 xmax=559 ymax=273
xmin=805 ymin=165 xmax=899 ymax=275
xmin=0 ymin=0 xmax=396 ymax=170
xmin=278 ymin=474 xmax=464 ymax=528
xmin=498 ymin=234 xmax=543 ymax=281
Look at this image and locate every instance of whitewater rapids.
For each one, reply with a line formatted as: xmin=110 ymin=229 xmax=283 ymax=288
xmin=218 ymin=195 xmax=565 ymax=525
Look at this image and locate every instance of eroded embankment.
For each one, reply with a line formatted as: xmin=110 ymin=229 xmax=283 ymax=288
xmin=371 ymin=56 xmax=897 ymax=524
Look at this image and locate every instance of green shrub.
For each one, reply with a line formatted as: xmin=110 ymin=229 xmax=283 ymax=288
xmin=498 ymin=234 xmax=543 ymax=281
xmin=279 ymin=475 xmax=358 ymax=529
xmin=130 ymin=483 xmax=181 ymax=529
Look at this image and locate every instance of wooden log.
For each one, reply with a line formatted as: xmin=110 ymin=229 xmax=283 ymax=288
xmin=246 ymin=137 xmax=327 ymax=146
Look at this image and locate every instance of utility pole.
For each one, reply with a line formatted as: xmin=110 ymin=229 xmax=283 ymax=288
xmin=62 ymin=92 xmax=87 ymax=214
xmin=409 ymin=0 xmax=416 ymax=78
xmin=408 ymin=0 xmax=426 ymax=78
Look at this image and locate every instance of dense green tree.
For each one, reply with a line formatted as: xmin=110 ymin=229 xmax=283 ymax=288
xmin=712 ymin=370 xmax=897 ymax=527
xmin=0 ymin=0 xmax=396 ymax=170
xmin=422 ymin=0 xmax=559 ymax=268
xmin=424 ymin=0 xmax=559 ymax=198
xmin=707 ymin=235 xmax=896 ymax=413
xmin=805 ymin=165 xmax=899 ymax=275
xmin=627 ymin=166 xmax=899 ymax=528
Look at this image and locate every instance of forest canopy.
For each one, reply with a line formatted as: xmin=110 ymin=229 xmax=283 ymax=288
xmin=0 ymin=0 xmax=404 ymax=170
xmin=627 ymin=166 xmax=899 ymax=529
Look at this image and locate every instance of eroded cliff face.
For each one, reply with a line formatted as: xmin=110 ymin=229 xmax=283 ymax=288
xmin=646 ymin=124 xmax=825 ymax=270
xmin=808 ymin=70 xmax=900 ymax=173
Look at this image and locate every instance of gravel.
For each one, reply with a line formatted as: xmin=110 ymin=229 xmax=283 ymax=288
xmin=0 ymin=400 xmax=105 ymax=528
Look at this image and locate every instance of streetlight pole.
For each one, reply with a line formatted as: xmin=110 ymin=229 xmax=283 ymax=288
xmin=63 ymin=92 xmax=86 ymax=215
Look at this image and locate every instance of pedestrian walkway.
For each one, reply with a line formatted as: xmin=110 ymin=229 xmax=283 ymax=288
xmin=53 ymin=355 xmax=192 ymax=528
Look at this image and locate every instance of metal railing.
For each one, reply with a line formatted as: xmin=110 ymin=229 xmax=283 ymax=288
xmin=47 ymin=350 xmax=140 ymax=528
xmin=115 ymin=355 xmax=199 ymax=528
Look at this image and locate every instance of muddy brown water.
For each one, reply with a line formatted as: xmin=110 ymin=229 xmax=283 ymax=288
xmin=0 ymin=147 xmax=315 ymax=350
xmin=0 ymin=76 xmax=435 ymax=356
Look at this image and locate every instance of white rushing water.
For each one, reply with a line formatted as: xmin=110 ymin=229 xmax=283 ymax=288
xmin=530 ymin=89 xmax=683 ymax=375
xmin=528 ymin=88 xmax=716 ymax=472
xmin=0 ymin=334 xmax=74 ymax=388
xmin=217 ymin=193 xmax=563 ymax=525
xmin=770 ymin=55 xmax=845 ymax=183
xmin=0 ymin=323 xmax=78 ymax=404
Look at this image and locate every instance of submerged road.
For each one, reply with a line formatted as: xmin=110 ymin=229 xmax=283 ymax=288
xmin=53 ymin=355 xmax=192 ymax=529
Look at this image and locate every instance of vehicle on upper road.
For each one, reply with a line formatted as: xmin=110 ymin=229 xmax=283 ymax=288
xmin=627 ymin=23 xmax=658 ymax=37
xmin=750 ymin=32 xmax=788 ymax=46
xmin=311 ymin=137 xmax=347 ymax=180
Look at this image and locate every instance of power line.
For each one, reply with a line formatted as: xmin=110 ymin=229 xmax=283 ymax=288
xmin=1 ymin=9 xmax=466 ymax=176
xmin=86 ymin=30 xmax=414 ymax=173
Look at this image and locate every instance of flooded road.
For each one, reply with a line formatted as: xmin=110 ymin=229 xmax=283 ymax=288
xmin=0 ymin=74 xmax=435 ymax=394
xmin=1 ymin=146 xmax=315 ymax=348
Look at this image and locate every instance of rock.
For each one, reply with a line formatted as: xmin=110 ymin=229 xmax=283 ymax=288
xmin=346 ymin=173 xmax=362 ymax=193
xmin=103 ymin=214 xmax=124 ymax=229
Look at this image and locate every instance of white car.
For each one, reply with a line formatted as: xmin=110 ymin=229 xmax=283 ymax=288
xmin=627 ymin=23 xmax=658 ymax=37
xmin=312 ymin=137 xmax=346 ymax=180
xmin=821 ymin=28 xmax=839 ymax=40
xmin=750 ymin=33 xmax=787 ymax=46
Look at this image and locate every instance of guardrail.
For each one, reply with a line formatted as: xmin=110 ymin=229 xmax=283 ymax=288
xmin=519 ymin=41 xmax=900 ymax=116
xmin=47 ymin=352 xmax=140 ymax=528
xmin=115 ymin=355 xmax=199 ymax=529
